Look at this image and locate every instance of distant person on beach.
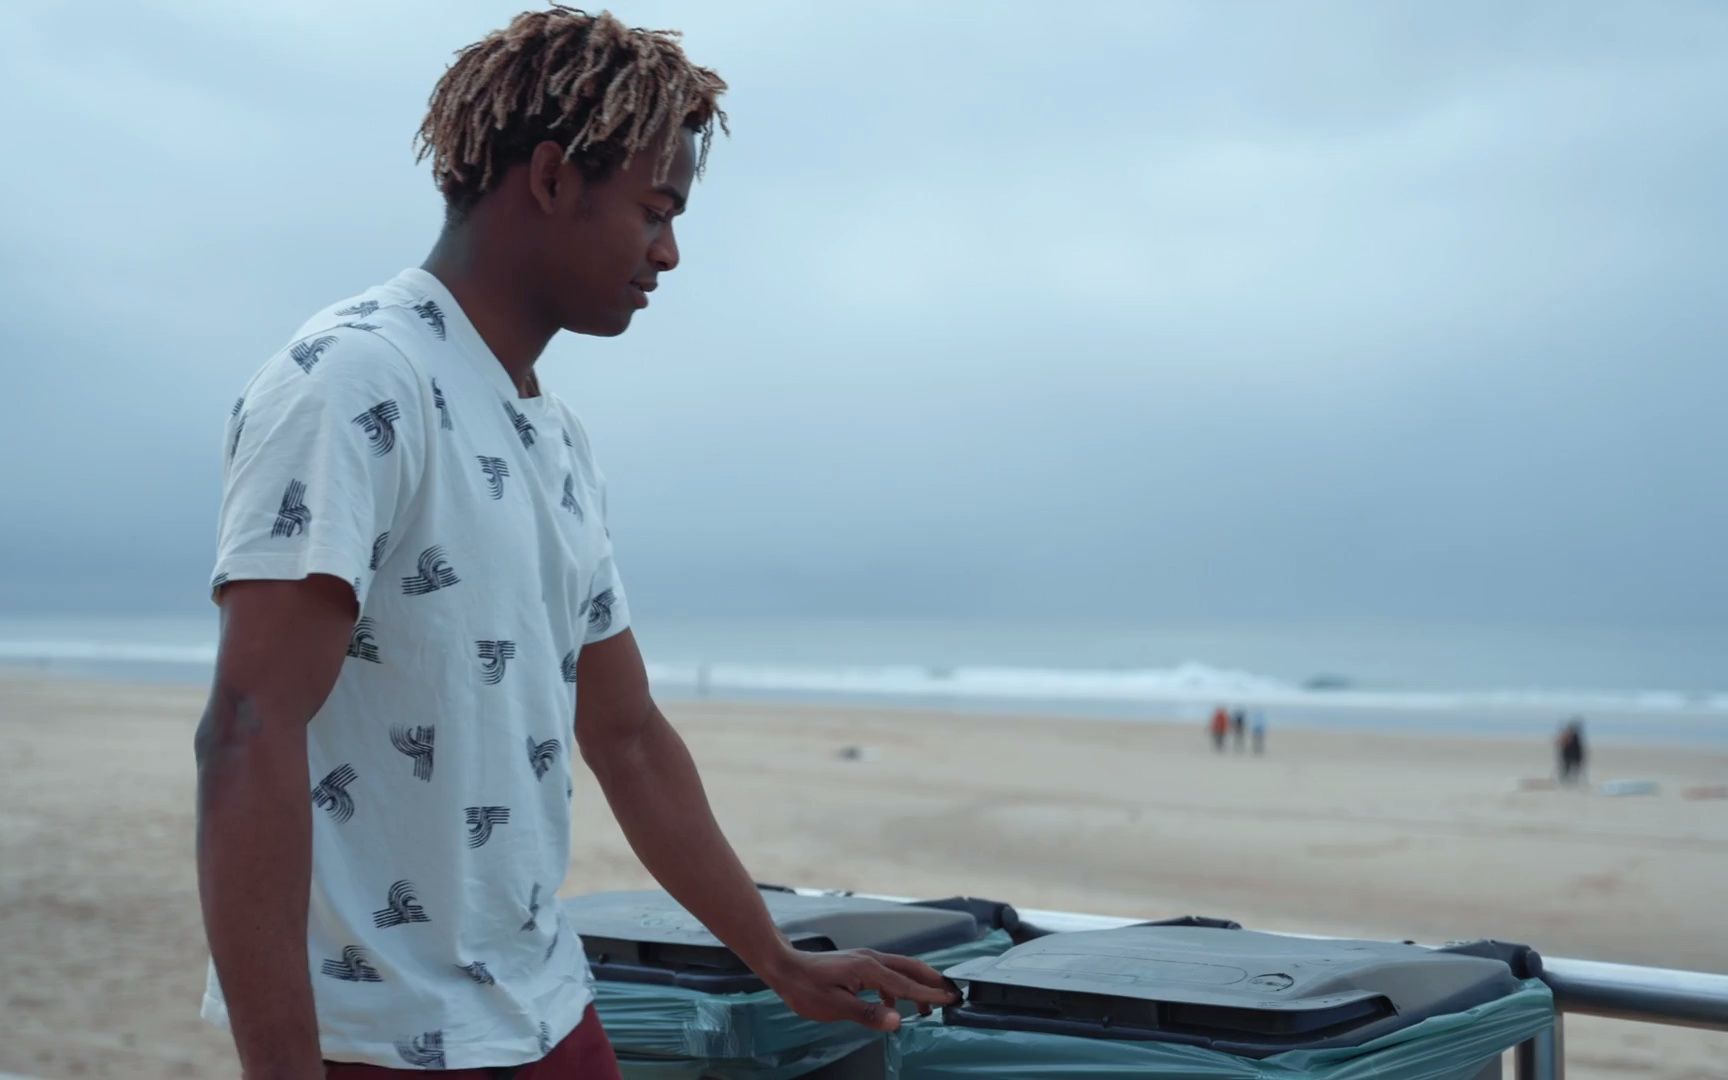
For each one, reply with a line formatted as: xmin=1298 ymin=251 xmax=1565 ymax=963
xmin=192 ymin=12 xmax=951 ymax=1077
xmin=1558 ymin=718 xmax=1588 ymax=785
xmin=1231 ymin=706 xmax=1248 ymax=752
xmin=1210 ymin=705 xmax=1230 ymax=752
xmin=1250 ymin=709 xmax=1268 ymax=755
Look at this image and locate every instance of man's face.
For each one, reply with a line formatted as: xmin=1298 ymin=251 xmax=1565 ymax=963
xmin=533 ymin=130 xmax=696 ymax=337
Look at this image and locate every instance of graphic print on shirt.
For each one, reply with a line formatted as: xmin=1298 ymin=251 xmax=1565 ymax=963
xmin=526 ymin=735 xmax=562 ymax=781
xmin=211 ymin=573 xmax=230 ymax=590
xmin=426 ymin=379 xmax=451 ymax=434
xmin=336 ymin=300 xmax=379 ymax=318
xmin=290 ymin=334 xmax=338 ymax=374
xmin=390 ymin=725 xmax=435 ymax=782
xmin=351 ymin=400 xmax=402 ymax=457
xmin=520 ymin=883 xmax=542 ymax=932
xmin=476 ymin=455 xmax=511 ymax=500
xmin=538 ymin=1021 xmax=553 ymax=1056
xmin=228 ymin=398 xmax=247 ymax=459
xmin=401 ymin=546 xmax=460 ymax=596
xmin=272 ymin=479 xmax=312 ymax=539
xmin=476 ymin=640 xmax=516 ymax=685
xmin=311 ymin=764 xmax=358 ymax=824
xmin=342 ymin=321 xmax=381 ymax=332
xmin=370 ymin=531 xmax=391 ymax=571
xmin=346 ymin=617 xmax=382 ymax=663
xmin=586 ymin=588 xmax=616 ymax=637
xmin=321 ymin=945 xmax=384 ymax=983
xmin=373 ymin=880 xmax=430 ymax=929
xmin=394 ymin=1030 xmax=445 ymax=1070
xmin=457 ymin=961 xmax=496 ymax=986
xmin=561 ymin=427 xmax=573 ymax=448
xmin=560 ymin=474 xmax=584 ymax=519
xmin=560 ymin=649 xmax=578 ymax=684
xmin=412 ymin=299 xmax=447 ymax=340
xmin=504 ymin=401 xmax=537 ymax=450
xmin=543 ymin=925 xmax=561 ymax=962
xmin=464 ymin=806 xmax=510 ymax=848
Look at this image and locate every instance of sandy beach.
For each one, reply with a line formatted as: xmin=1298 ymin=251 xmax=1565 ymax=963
xmin=2 ymin=674 xmax=1724 ymax=1078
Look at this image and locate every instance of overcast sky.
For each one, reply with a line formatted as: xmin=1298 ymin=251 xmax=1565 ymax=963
xmin=1 ymin=1 xmax=1723 ymax=625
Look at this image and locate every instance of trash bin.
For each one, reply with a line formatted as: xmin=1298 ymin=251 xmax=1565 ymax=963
xmin=890 ymin=924 xmax=1554 ymax=1080
xmin=565 ymin=887 xmax=1022 ymax=1079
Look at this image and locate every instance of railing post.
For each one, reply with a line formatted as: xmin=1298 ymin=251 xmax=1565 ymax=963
xmin=1513 ymin=1014 xmax=1564 ymax=1080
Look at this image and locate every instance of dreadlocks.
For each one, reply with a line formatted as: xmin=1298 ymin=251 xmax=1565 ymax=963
xmin=416 ymin=6 xmax=728 ymax=217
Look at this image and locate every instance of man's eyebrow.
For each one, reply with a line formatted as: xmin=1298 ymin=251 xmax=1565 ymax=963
xmin=652 ymin=185 xmax=688 ymax=212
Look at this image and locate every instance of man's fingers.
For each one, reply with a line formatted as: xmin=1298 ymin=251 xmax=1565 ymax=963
xmin=845 ymin=991 xmax=900 ymax=1031
xmin=861 ymin=956 xmax=956 ymax=1006
xmin=773 ymin=949 xmax=965 ymax=1032
xmin=866 ymin=951 xmax=958 ymax=1004
xmin=869 ymin=950 xmax=953 ymax=995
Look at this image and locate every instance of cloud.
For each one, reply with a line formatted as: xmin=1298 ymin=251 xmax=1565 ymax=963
xmin=1 ymin=0 xmax=1723 ymax=628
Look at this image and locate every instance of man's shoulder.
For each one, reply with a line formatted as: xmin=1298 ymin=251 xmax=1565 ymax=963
xmin=285 ymin=287 xmax=431 ymax=365
xmin=231 ymin=313 xmax=431 ymax=435
xmin=254 ymin=319 xmax=419 ymax=389
xmin=256 ymin=271 xmax=450 ymax=382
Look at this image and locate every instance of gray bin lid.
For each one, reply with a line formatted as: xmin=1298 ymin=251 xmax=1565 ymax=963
xmin=942 ymin=926 xmax=1524 ymax=1057
xmin=565 ymin=888 xmax=985 ymax=993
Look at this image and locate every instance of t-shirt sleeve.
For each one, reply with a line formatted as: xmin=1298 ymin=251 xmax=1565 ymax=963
xmin=581 ymin=471 xmax=632 ymax=645
xmin=213 ymin=329 xmax=427 ymax=606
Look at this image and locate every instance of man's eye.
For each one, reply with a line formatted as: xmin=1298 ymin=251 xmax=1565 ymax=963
xmin=644 ymin=208 xmax=668 ymax=225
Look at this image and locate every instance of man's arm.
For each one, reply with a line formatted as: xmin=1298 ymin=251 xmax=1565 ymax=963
xmin=575 ymin=630 xmax=957 ymax=1031
xmin=194 ymin=575 xmax=357 ymax=1079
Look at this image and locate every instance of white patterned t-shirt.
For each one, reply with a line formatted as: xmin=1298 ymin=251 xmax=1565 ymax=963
xmin=203 ymin=268 xmax=630 ymax=1069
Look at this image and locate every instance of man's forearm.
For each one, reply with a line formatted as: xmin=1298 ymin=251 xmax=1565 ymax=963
xmin=584 ymin=707 xmax=797 ymax=978
xmin=195 ymin=688 xmax=323 ymax=1079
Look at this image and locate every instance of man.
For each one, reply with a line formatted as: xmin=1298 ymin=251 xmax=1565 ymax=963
xmin=194 ymin=9 xmax=954 ymax=1077
xmin=1209 ymin=705 xmax=1228 ymax=752
xmin=1557 ymin=717 xmax=1587 ymax=785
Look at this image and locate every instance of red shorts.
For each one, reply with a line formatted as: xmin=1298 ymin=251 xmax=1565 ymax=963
xmin=324 ymin=1004 xmax=622 ymax=1079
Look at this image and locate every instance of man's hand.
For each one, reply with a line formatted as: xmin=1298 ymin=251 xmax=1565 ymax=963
xmin=574 ymin=632 xmax=960 ymax=1032
xmin=761 ymin=948 xmax=959 ymax=1032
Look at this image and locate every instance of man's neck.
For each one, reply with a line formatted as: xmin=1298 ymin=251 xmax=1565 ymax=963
xmin=421 ymin=225 xmax=558 ymax=397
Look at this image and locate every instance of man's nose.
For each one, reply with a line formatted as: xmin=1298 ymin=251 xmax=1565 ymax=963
xmin=650 ymin=220 xmax=680 ymax=273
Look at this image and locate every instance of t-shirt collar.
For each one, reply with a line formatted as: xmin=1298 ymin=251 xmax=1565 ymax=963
xmin=392 ymin=267 xmax=544 ymax=408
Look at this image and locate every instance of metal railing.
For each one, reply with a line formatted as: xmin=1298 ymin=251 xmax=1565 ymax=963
xmin=1516 ymin=955 xmax=1728 ymax=1079
xmin=831 ymin=891 xmax=1728 ymax=1079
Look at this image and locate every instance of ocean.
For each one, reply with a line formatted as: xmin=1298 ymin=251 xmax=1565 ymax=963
xmin=2 ymin=612 xmax=1724 ymax=744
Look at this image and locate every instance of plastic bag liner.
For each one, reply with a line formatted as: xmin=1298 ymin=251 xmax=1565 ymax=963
xmin=886 ymin=978 xmax=1553 ymax=1080
xmin=597 ymin=929 xmax=1016 ymax=1080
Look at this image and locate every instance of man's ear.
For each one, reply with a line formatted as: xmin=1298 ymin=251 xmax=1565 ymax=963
xmin=526 ymin=140 xmax=580 ymax=215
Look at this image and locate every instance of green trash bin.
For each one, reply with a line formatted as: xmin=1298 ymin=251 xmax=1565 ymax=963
xmin=564 ymin=888 xmax=1022 ymax=1079
xmin=890 ymin=925 xmax=1555 ymax=1080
